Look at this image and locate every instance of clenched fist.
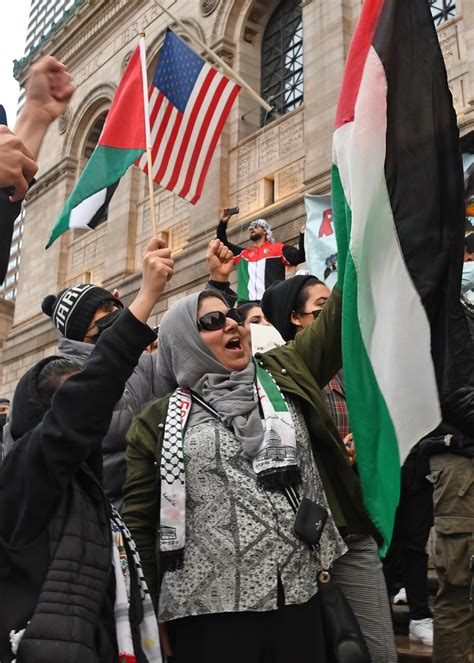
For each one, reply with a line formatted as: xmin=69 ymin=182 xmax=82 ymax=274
xmin=129 ymin=238 xmax=174 ymax=325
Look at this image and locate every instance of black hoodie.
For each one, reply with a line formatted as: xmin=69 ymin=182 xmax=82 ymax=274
xmin=0 ymin=309 xmax=155 ymax=663
xmin=261 ymin=275 xmax=317 ymax=342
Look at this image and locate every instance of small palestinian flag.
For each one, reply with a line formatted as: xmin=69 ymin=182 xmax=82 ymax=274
xmin=332 ymin=0 xmax=466 ymax=554
xmin=46 ymin=47 xmax=146 ymax=248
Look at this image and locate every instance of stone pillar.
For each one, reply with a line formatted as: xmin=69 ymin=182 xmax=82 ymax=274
xmin=103 ymin=165 xmax=141 ymax=286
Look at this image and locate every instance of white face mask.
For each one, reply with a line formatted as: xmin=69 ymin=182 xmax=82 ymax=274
xmin=462 ymin=261 xmax=474 ymax=294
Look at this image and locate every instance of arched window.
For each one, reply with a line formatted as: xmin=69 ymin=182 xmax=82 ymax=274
xmin=81 ymin=111 xmax=107 ymax=168
xmin=79 ymin=111 xmax=108 ymax=228
xmin=261 ymin=0 xmax=303 ymax=126
xmin=429 ymin=0 xmax=456 ymax=25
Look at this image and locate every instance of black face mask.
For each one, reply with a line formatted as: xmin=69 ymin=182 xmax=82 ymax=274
xmin=90 ymin=309 xmax=122 ymax=343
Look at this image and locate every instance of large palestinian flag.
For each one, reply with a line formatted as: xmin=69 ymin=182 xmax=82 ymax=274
xmin=332 ymin=0 xmax=469 ymax=554
xmin=46 ymin=46 xmax=146 ymax=248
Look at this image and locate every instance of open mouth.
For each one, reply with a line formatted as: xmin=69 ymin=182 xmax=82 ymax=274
xmin=226 ymin=338 xmax=242 ymax=351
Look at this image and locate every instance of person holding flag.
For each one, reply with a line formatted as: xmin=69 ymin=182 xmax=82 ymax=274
xmin=47 ymin=29 xmax=242 ymax=246
xmin=330 ymin=0 xmax=474 ymax=657
xmin=0 ymin=238 xmax=172 ymax=663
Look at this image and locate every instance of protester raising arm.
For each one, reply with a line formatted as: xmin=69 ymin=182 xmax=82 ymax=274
xmin=0 ymin=127 xmax=37 ymax=203
xmin=281 ymin=226 xmax=306 ymax=266
xmin=206 ymin=238 xmax=238 ymax=307
xmin=0 ymin=57 xmax=75 ymax=284
xmin=0 ymin=238 xmax=173 ymax=548
xmin=216 ymin=211 xmax=244 ymax=256
xmin=14 ymin=56 xmax=75 ymax=167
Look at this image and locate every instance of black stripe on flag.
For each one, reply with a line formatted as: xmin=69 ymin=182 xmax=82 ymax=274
xmin=88 ymin=181 xmax=120 ymax=229
xmin=373 ymin=0 xmax=474 ymax=434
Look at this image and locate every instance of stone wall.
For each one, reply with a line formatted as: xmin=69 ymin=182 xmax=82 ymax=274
xmin=1 ymin=0 xmax=473 ymax=398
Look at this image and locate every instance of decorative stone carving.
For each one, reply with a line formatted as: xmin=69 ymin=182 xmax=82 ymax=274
xmin=237 ymin=182 xmax=260 ymax=216
xmin=258 ymin=128 xmax=279 ymax=169
xmin=279 ymin=114 xmax=304 ymax=156
xmin=58 ymin=106 xmax=72 ymax=134
xmin=200 ymin=0 xmax=220 ymax=17
xmin=275 ymin=159 xmax=305 ymax=200
xmin=26 ymin=157 xmax=77 ymax=203
xmin=171 ymin=221 xmax=190 ymax=251
xmin=237 ymin=143 xmax=255 ymax=180
xmin=121 ymin=50 xmax=133 ymax=73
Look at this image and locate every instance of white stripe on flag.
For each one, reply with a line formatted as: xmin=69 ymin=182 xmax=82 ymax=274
xmin=333 ymin=46 xmax=440 ymax=461
xmin=185 ymin=78 xmax=238 ymax=201
xmin=170 ymin=65 xmax=223 ymax=195
xmin=69 ymin=188 xmax=108 ymax=229
xmin=247 ymin=259 xmax=267 ymax=300
xmin=151 ymin=104 xmax=180 ymax=180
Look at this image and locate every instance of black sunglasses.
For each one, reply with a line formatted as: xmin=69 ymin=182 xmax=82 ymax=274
xmin=300 ymin=309 xmax=322 ymax=320
xmin=197 ymin=308 xmax=244 ymax=331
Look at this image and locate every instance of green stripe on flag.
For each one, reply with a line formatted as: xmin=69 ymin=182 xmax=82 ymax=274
xmin=343 ymin=255 xmax=400 ymax=557
xmin=236 ymin=259 xmax=250 ymax=301
xmin=332 ymin=163 xmax=400 ymax=556
xmin=46 ymin=145 xmax=143 ymax=248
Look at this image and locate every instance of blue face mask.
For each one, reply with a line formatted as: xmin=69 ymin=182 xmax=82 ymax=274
xmin=462 ymin=261 xmax=474 ymax=294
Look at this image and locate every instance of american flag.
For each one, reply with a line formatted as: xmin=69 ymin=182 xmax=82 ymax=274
xmin=137 ymin=30 xmax=240 ymax=205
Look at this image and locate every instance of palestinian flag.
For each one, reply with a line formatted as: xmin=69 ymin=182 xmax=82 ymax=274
xmin=46 ymin=46 xmax=146 ymax=248
xmin=332 ymin=0 xmax=469 ymax=554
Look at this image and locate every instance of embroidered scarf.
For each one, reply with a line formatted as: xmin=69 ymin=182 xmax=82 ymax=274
xmin=159 ymin=366 xmax=298 ymax=571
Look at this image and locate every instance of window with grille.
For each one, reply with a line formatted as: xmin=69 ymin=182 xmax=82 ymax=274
xmin=261 ymin=0 xmax=303 ymax=127
xmin=429 ymin=0 xmax=456 ymax=26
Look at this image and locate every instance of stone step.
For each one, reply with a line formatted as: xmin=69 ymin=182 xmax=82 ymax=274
xmin=396 ymin=635 xmax=432 ymax=662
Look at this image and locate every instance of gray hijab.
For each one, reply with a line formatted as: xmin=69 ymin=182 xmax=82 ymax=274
xmin=156 ymin=292 xmax=264 ymax=455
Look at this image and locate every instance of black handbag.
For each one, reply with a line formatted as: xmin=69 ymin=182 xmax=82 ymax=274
xmin=317 ymin=569 xmax=371 ymax=663
xmin=283 ymin=487 xmax=371 ymax=663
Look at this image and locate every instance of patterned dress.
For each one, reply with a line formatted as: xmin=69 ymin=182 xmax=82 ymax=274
xmin=158 ymin=398 xmax=346 ymax=622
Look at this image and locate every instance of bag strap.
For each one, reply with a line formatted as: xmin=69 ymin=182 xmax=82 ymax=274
xmin=282 ymin=485 xmax=300 ymax=513
xmin=189 ymin=390 xmax=224 ymax=423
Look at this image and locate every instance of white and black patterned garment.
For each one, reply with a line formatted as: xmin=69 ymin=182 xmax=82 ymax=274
xmin=158 ymin=398 xmax=347 ymax=623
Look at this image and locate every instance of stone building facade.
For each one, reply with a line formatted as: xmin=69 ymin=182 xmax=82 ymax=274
xmin=0 ymin=0 xmax=472 ymax=397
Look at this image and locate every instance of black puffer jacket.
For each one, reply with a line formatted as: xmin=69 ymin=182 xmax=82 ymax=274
xmin=58 ymin=338 xmax=159 ymax=511
xmin=0 ymin=309 xmax=155 ymax=662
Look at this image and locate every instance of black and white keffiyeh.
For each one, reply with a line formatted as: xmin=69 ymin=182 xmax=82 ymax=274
xmin=159 ymin=366 xmax=299 ymax=571
xmin=110 ymin=509 xmax=162 ymax=663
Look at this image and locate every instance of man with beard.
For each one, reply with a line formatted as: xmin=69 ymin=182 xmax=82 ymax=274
xmin=216 ymin=212 xmax=306 ymax=302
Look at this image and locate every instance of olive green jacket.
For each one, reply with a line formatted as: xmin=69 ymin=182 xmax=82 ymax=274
xmin=123 ymin=289 xmax=381 ymax=607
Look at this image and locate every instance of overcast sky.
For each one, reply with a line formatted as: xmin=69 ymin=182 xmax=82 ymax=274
xmin=1 ymin=0 xmax=31 ymax=125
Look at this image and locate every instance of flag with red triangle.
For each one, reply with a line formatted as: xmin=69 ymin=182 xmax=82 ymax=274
xmin=46 ymin=46 xmax=146 ymax=248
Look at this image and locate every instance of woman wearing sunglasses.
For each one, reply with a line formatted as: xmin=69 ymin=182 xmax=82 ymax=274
xmin=123 ymin=286 xmax=378 ymax=663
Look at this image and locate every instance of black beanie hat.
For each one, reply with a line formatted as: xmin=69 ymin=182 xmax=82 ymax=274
xmin=261 ymin=275 xmax=322 ymax=342
xmin=41 ymin=284 xmax=123 ymax=341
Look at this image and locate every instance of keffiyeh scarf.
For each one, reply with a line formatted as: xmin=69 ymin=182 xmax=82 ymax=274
xmin=110 ymin=510 xmax=162 ymax=663
xmin=159 ymin=364 xmax=299 ymax=571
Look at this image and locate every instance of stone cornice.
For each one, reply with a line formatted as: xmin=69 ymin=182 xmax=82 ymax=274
xmin=26 ymin=157 xmax=77 ymax=204
xmin=15 ymin=0 xmax=139 ymax=82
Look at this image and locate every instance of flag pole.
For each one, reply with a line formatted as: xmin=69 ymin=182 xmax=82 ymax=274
xmin=153 ymin=0 xmax=272 ymax=113
xmin=139 ymin=32 xmax=158 ymax=239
